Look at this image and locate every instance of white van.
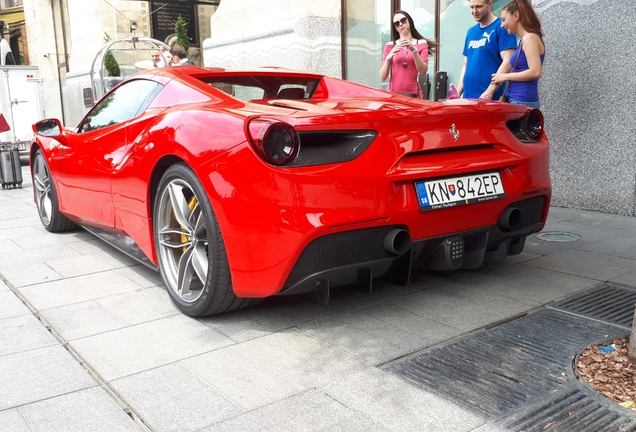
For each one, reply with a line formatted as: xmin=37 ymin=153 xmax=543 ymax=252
xmin=0 ymin=66 xmax=45 ymax=155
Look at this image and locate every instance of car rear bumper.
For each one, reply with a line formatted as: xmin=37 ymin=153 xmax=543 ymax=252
xmin=278 ymin=195 xmax=546 ymax=296
xmin=199 ymin=139 xmax=551 ymax=298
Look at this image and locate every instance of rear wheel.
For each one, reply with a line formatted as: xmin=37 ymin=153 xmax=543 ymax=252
xmin=32 ymin=150 xmax=77 ymax=232
xmin=154 ymin=163 xmax=259 ymax=316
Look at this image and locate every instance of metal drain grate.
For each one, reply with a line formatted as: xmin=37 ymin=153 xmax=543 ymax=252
xmin=502 ymin=385 xmax=636 ymax=432
xmin=386 ymin=309 xmax=622 ymax=419
xmin=554 ymin=283 xmax=636 ymax=328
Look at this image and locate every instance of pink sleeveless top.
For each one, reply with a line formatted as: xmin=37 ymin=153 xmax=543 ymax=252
xmin=382 ymin=41 xmax=428 ymax=96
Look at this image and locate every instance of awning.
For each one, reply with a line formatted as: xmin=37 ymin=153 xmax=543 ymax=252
xmin=0 ymin=6 xmax=25 ymax=29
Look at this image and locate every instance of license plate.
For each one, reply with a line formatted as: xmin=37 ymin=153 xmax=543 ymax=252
xmin=415 ymin=172 xmax=505 ymax=212
xmin=18 ymin=143 xmax=26 ymax=151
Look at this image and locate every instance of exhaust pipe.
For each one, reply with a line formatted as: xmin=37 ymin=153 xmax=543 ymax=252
xmin=383 ymin=228 xmax=411 ymax=255
xmin=498 ymin=207 xmax=521 ymax=231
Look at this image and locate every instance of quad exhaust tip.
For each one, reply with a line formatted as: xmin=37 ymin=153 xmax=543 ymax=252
xmin=499 ymin=207 xmax=522 ymax=231
xmin=384 ymin=228 xmax=411 ymax=255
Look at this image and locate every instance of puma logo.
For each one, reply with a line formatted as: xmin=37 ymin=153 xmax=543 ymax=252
xmin=468 ymin=30 xmax=496 ymax=49
xmin=482 ymin=30 xmax=494 ymax=43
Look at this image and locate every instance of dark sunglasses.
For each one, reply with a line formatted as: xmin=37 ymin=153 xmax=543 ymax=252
xmin=393 ymin=17 xmax=407 ymax=28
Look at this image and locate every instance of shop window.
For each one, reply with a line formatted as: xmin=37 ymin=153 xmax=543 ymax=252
xmin=438 ymin=0 xmax=511 ymax=92
xmin=344 ymin=0 xmax=391 ymax=90
xmin=344 ymin=0 xmax=519 ymax=93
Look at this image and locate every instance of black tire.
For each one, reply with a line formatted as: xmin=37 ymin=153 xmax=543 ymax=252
xmin=32 ymin=150 xmax=77 ymax=232
xmin=153 ymin=163 xmax=260 ymax=316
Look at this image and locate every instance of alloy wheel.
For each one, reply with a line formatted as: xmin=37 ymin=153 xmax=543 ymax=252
xmin=156 ymin=179 xmax=209 ymax=303
xmin=33 ymin=153 xmax=53 ymax=226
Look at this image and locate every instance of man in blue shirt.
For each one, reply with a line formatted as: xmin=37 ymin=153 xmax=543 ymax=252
xmin=457 ymin=0 xmax=517 ymax=100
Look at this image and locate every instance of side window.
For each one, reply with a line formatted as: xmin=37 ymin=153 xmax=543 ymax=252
xmin=80 ymin=80 xmax=161 ymax=133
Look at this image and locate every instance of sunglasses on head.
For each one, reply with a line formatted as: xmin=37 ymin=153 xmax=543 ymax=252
xmin=393 ymin=17 xmax=407 ymax=28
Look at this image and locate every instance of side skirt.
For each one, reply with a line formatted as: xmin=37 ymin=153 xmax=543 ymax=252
xmin=80 ymin=224 xmax=158 ymax=270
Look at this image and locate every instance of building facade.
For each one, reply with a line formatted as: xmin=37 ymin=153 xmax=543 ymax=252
xmin=0 ymin=0 xmax=27 ymax=64
xmin=20 ymin=0 xmax=217 ymax=125
xmin=204 ymin=0 xmax=636 ymax=217
xmin=14 ymin=0 xmax=636 ymax=216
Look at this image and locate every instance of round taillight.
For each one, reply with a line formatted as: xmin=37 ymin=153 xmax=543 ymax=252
xmin=524 ymin=109 xmax=543 ymax=140
xmin=247 ymin=119 xmax=299 ymax=166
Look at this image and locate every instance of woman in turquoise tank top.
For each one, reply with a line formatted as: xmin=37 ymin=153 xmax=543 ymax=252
xmin=490 ymin=0 xmax=545 ymax=109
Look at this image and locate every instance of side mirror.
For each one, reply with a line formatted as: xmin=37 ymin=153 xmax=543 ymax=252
xmin=33 ymin=118 xmax=63 ymax=137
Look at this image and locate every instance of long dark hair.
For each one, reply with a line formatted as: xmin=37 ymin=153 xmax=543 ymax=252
xmin=391 ymin=10 xmax=438 ymax=55
xmin=502 ymin=0 xmax=543 ymax=36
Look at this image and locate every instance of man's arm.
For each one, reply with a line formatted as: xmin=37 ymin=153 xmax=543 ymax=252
xmin=478 ymin=48 xmax=514 ymax=100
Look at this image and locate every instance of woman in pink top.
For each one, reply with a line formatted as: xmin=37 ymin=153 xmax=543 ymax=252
xmin=380 ymin=10 xmax=437 ymax=98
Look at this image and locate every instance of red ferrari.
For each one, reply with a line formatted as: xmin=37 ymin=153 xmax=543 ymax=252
xmin=30 ymin=66 xmax=551 ymax=317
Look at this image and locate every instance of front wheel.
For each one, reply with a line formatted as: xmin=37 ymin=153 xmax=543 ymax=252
xmin=153 ymin=163 xmax=259 ymax=316
xmin=32 ymin=150 xmax=77 ymax=232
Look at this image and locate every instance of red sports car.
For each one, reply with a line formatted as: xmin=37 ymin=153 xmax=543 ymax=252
xmin=30 ymin=66 xmax=551 ymax=317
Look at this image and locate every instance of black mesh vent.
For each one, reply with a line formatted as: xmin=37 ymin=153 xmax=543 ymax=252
xmin=514 ymin=195 xmax=546 ymax=229
xmin=284 ymin=225 xmax=400 ymax=289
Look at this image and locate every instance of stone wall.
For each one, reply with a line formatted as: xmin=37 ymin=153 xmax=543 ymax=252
xmin=537 ymin=0 xmax=636 ymax=215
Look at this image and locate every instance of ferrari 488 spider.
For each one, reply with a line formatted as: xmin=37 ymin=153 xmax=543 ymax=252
xmin=31 ymin=66 xmax=551 ymax=317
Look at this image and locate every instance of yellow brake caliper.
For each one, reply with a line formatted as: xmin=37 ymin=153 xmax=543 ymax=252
xmin=181 ymin=196 xmax=198 ymax=252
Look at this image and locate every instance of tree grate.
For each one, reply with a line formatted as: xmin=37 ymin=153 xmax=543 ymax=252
xmin=553 ymin=283 xmax=636 ymax=328
xmin=385 ymin=308 xmax=624 ymax=419
xmin=501 ymin=384 xmax=636 ymax=432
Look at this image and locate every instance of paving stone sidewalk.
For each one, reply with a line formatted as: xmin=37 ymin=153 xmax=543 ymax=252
xmin=2 ymin=165 xmax=636 ymax=431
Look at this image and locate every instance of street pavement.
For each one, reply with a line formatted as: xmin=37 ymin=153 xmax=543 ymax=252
xmin=2 ymin=165 xmax=636 ymax=431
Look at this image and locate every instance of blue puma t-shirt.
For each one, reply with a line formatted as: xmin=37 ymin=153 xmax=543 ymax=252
xmin=462 ymin=18 xmax=517 ymax=99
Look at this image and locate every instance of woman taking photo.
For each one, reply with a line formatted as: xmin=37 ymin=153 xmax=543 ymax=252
xmin=380 ymin=10 xmax=437 ymax=98
xmin=491 ymin=0 xmax=545 ymax=108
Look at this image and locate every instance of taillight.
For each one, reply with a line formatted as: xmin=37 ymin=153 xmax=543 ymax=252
xmin=247 ymin=118 xmax=377 ymax=167
xmin=247 ymin=119 xmax=299 ymax=166
xmin=524 ymin=109 xmax=543 ymax=140
xmin=505 ymin=108 xmax=544 ymax=142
